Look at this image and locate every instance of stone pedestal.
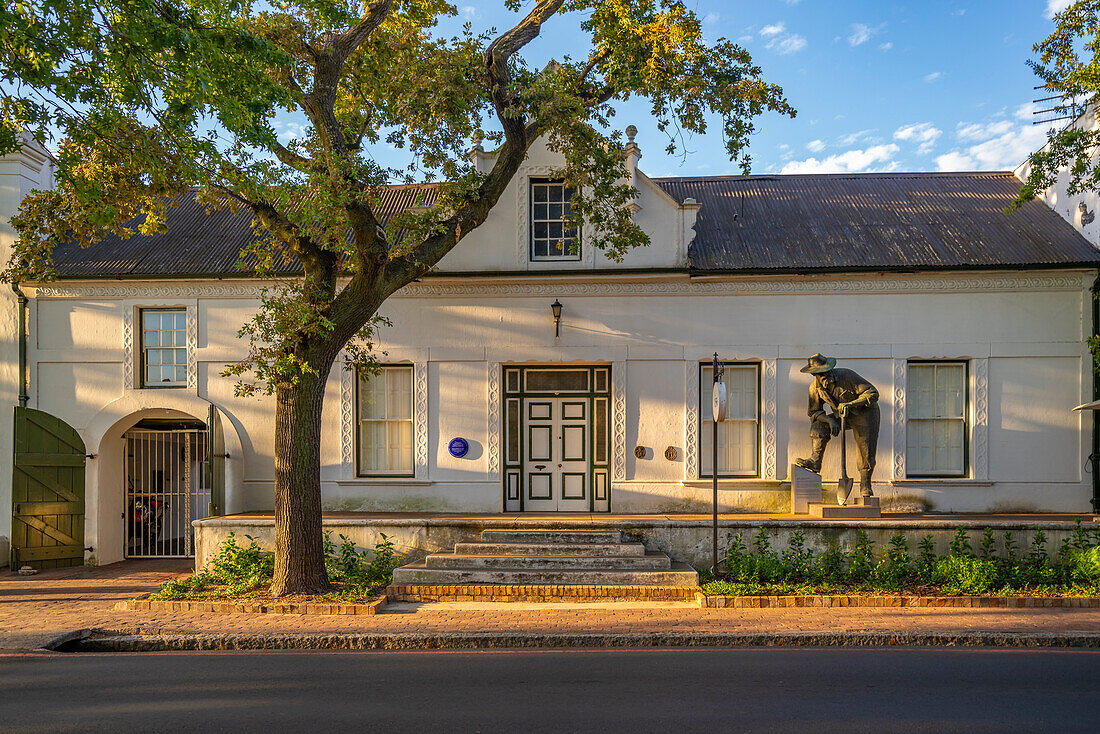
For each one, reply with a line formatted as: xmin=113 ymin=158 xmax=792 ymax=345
xmin=790 ymin=464 xmax=822 ymax=514
xmin=808 ymin=495 xmax=881 ymax=519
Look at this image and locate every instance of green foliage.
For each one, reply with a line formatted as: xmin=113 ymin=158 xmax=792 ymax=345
xmin=709 ymin=523 xmax=1100 ymax=597
xmin=151 ymin=531 xmax=400 ymax=601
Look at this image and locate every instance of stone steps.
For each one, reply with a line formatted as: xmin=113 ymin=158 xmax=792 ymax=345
xmin=453 ymin=541 xmax=646 ymax=557
xmin=389 ymin=527 xmax=699 ymax=592
xmin=425 ymin=552 xmax=671 ymax=571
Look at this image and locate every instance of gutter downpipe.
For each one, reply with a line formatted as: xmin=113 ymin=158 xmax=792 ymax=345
xmin=1092 ymin=272 xmax=1100 ymax=513
xmin=12 ymin=283 xmax=27 ymax=408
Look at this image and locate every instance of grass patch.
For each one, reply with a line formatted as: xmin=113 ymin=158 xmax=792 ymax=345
xmin=150 ymin=532 xmax=402 ymax=603
xmin=701 ymin=523 xmax=1100 ymax=597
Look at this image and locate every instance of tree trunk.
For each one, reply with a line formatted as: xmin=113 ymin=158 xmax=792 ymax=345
xmin=271 ymin=369 xmax=332 ymax=596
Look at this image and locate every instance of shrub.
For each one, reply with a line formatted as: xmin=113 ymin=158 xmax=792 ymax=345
xmin=931 ymin=555 xmax=998 ymax=595
xmin=780 ymin=529 xmax=813 ymax=581
xmin=949 ymin=529 xmax=973 ymax=558
xmin=875 ymin=533 xmax=912 ymax=590
xmin=848 ymin=530 xmax=875 ymax=583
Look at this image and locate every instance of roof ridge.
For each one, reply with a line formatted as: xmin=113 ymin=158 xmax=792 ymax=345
xmin=650 ymin=171 xmax=1014 ymax=182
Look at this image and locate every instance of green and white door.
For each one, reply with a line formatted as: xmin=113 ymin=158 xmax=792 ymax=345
xmin=523 ymin=398 xmax=591 ymax=511
xmin=503 ymin=366 xmax=611 ymax=512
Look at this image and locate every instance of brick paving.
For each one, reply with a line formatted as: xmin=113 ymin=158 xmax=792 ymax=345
xmin=3 ymin=560 xmax=1100 ymax=651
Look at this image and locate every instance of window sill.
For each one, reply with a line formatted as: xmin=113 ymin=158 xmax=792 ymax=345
xmin=336 ymin=478 xmax=433 ymax=487
xmin=891 ymin=479 xmax=993 ymax=487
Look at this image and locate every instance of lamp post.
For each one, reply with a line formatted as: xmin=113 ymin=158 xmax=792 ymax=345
xmin=551 ymin=299 xmax=563 ymax=338
xmin=711 ymin=352 xmax=725 ymax=575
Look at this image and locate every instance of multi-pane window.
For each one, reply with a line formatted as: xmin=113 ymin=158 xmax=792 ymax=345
xmin=530 ymin=180 xmax=580 ymax=261
xmin=700 ymin=363 xmax=760 ymax=477
xmin=141 ymin=309 xmax=187 ymax=387
xmin=907 ymin=362 xmax=968 ymax=477
xmin=357 ymin=366 xmax=414 ymax=476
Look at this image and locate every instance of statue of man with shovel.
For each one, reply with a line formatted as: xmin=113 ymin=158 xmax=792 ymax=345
xmin=794 ymin=354 xmax=880 ymax=505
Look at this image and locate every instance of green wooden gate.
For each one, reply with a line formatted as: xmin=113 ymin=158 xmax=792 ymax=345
xmin=11 ymin=407 xmax=86 ymax=569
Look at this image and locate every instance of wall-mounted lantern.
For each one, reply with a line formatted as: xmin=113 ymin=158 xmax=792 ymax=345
xmin=551 ymin=299 xmax=563 ymax=337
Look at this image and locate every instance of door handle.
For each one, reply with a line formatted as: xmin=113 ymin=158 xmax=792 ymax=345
xmin=535 ymin=465 xmax=546 ymax=470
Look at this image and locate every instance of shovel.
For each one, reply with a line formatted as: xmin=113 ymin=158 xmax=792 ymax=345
xmin=836 ymin=411 xmax=854 ymax=506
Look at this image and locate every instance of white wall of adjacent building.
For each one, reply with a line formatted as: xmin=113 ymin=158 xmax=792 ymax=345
xmin=25 ymin=268 xmax=1095 ymax=565
xmin=0 ymin=138 xmax=54 ymax=567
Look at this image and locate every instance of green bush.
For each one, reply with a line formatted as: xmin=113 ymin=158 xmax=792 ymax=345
xmin=929 ymin=555 xmax=999 ymax=595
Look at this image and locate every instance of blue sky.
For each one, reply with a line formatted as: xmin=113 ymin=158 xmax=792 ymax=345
xmin=454 ymin=0 xmax=1074 ymax=177
xmin=272 ymin=1 xmax=1072 ymax=178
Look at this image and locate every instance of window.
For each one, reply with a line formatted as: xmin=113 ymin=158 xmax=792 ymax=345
xmin=140 ymin=309 xmax=187 ymax=388
xmin=357 ymin=366 xmax=414 ymax=476
xmin=530 ymin=180 xmax=580 ymax=261
xmin=700 ymin=363 xmax=760 ymax=478
xmin=907 ymin=362 xmax=968 ymax=477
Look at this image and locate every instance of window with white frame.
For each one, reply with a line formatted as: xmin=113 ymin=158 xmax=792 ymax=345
xmin=530 ymin=179 xmax=580 ymax=261
xmin=700 ymin=363 xmax=760 ymax=477
xmin=907 ymin=361 xmax=968 ymax=477
xmin=140 ymin=309 xmax=187 ymax=388
xmin=357 ymin=365 xmax=414 ymax=476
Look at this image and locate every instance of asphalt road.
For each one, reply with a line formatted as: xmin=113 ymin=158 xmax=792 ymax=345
xmin=1 ymin=647 xmax=1098 ymax=733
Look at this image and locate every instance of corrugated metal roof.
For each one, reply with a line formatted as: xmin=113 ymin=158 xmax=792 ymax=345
xmin=48 ymin=171 xmax=1100 ymax=278
xmin=50 ymin=184 xmax=440 ymax=278
xmin=652 ymin=171 xmax=1100 ymax=272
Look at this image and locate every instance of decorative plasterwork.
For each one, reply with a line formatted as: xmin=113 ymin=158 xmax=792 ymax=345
xmin=515 ymin=166 xmax=594 ymax=269
xmin=414 ymin=362 xmax=429 ymax=479
xmin=185 ymin=305 xmax=198 ymax=389
xmin=33 ymin=273 xmax=1091 ymax=301
xmin=892 ymin=358 xmax=907 ymax=481
xmin=612 ymin=360 xmax=627 ymax=481
xmin=972 ymin=357 xmax=990 ymax=481
xmin=685 ymin=362 xmax=699 ymax=481
xmin=340 ymin=360 xmax=354 ymax=475
xmin=762 ymin=359 xmax=777 ymax=481
xmin=487 ymin=362 xmax=501 ymax=478
xmin=122 ymin=307 xmax=135 ymax=389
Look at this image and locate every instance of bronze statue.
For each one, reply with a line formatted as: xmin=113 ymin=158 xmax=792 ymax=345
xmin=794 ymin=354 xmax=880 ymax=500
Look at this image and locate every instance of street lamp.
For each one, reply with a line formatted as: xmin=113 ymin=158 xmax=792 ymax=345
xmin=711 ymin=352 xmax=725 ymax=575
xmin=551 ymin=299 xmax=563 ymax=337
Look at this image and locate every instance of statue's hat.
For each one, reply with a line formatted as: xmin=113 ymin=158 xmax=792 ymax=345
xmin=800 ymin=353 xmax=836 ymax=374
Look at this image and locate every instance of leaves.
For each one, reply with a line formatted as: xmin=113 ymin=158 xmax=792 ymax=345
xmin=3 ymin=0 xmax=793 ymax=392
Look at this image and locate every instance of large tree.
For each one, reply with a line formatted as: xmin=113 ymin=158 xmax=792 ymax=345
xmin=0 ymin=0 xmax=792 ymax=594
xmin=1018 ymin=0 xmax=1100 ymax=204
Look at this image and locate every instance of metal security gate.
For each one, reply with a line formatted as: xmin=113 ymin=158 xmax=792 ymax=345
xmin=11 ymin=407 xmax=86 ymax=569
xmin=124 ymin=428 xmax=210 ymax=558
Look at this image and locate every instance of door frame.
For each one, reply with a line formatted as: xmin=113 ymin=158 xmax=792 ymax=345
xmin=502 ymin=365 xmax=611 ymax=512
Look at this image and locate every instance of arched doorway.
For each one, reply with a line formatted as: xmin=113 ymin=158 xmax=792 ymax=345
xmin=123 ymin=415 xmax=209 ymax=558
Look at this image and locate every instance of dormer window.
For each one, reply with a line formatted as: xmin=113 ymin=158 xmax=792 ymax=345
xmin=530 ymin=180 xmax=580 ymax=261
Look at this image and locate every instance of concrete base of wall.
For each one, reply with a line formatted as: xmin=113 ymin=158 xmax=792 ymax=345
xmin=0 ymin=536 xmax=8 ymax=569
xmin=192 ymin=512 xmax=1100 ymax=572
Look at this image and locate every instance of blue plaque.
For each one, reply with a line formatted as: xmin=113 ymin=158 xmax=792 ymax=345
xmin=448 ymin=437 xmax=469 ymax=458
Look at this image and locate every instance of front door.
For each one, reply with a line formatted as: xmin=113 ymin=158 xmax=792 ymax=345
xmin=523 ymin=398 xmax=590 ymax=511
xmin=503 ymin=366 xmax=610 ymax=512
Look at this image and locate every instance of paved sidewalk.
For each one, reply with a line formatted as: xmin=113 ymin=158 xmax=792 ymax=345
xmin=3 ymin=560 xmax=1100 ymax=651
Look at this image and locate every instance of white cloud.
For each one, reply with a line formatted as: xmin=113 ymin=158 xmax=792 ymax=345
xmin=893 ymin=122 xmax=943 ymax=154
xmin=837 ymin=128 xmax=877 ymax=146
xmin=769 ymin=34 xmax=807 ymax=54
xmin=879 ymin=42 xmax=893 ymax=51
xmin=806 ymin=139 xmax=826 ymax=152
xmin=1047 ymin=0 xmax=1074 ymax=18
xmin=704 ymin=12 xmax=720 ymax=24
xmin=462 ymin=5 xmax=478 ymax=19
xmin=924 ymin=71 xmax=943 ymax=83
xmin=935 ymin=111 xmax=1049 ymax=171
xmin=760 ymin=23 xmax=786 ymax=37
xmin=781 ymin=143 xmax=900 ymax=174
xmin=849 ymin=23 xmax=874 ymax=46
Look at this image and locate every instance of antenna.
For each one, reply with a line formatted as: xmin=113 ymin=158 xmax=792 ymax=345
xmin=1031 ymin=85 xmax=1089 ymax=127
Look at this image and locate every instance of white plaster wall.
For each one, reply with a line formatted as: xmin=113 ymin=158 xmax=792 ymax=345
xmin=0 ymin=138 xmax=54 ymax=566
xmin=1016 ymin=102 xmax=1100 ymax=248
xmin=20 ymin=269 xmax=1095 ymax=559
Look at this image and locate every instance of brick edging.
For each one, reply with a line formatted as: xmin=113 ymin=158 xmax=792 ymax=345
xmin=698 ymin=593 xmax=1100 ymax=608
xmin=118 ymin=597 xmax=387 ymax=616
xmin=385 ymin=584 xmax=699 ymax=602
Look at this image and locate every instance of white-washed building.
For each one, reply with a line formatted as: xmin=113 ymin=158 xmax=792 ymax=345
xmin=4 ymin=136 xmax=1100 ymax=568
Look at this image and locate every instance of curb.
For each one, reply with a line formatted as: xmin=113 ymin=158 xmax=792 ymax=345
xmin=116 ymin=597 xmax=387 ymax=616
xmin=49 ymin=629 xmax=1100 ymax=652
xmin=697 ymin=594 xmax=1100 ymax=609
xmin=386 ymin=584 xmax=699 ymax=603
